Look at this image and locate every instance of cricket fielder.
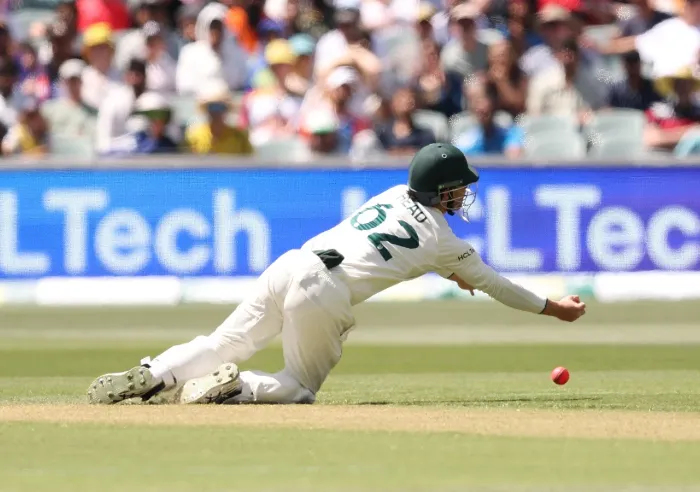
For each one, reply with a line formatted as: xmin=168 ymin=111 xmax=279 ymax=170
xmin=87 ymin=143 xmax=586 ymax=406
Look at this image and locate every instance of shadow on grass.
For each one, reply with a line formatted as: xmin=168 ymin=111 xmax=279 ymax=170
xmin=346 ymin=396 xmax=603 ymax=407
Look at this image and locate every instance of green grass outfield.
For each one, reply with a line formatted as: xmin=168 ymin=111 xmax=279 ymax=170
xmin=1 ymin=300 xmax=700 ymax=491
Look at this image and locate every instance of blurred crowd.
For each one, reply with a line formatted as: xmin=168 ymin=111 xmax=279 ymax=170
xmin=2 ymin=0 xmax=700 ymax=161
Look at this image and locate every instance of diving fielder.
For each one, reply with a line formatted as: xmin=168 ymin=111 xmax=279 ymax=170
xmin=88 ymin=143 xmax=586 ymax=406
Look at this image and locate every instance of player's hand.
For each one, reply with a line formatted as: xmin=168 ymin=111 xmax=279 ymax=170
xmin=543 ymin=295 xmax=586 ymax=322
xmin=449 ymin=274 xmax=476 ymax=296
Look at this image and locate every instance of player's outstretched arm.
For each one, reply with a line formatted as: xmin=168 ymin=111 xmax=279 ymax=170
xmin=439 ymin=237 xmax=588 ymax=321
xmin=448 ymin=272 xmax=586 ymax=322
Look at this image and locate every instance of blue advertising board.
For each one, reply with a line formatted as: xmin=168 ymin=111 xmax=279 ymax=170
xmin=1 ymin=166 xmax=698 ymax=278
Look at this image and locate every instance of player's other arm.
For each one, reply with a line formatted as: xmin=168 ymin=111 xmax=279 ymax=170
xmin=439 ymin=243 xmax=586 ymax=322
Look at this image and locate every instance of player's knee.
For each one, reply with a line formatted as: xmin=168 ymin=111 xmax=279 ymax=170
xmin=276 ymin=370 xmax=317 ymax=404
xmin=242 ymin=369 xmax=316 ymax=404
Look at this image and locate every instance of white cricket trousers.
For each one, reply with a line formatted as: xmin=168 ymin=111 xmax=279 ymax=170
xmin=150 ymin=249 xmax=355 ymax=404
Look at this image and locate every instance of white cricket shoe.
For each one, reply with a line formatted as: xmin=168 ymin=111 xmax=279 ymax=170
xmin=174 ymin=363 xmax=242 ymax=404
xmin=87 ymin=364 xmax=164 ymax=404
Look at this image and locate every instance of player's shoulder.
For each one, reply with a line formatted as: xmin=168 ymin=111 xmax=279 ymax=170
xmin=374 ymin=184 xmax=410 ymax=202
xmin=387 ymin=185 xmax=451 ymax=236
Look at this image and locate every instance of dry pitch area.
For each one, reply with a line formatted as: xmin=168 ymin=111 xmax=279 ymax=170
xmin=3 ymin=405 xmax=700 ymax=442
xmin=1 ymin=301 xmax=700 ymax=491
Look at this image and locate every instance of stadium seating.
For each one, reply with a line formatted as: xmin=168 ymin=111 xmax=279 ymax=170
xmin=584 ymin=109 xmax=646 ymax=138
xmin=524 ymin=131 xmax=587 ymax=159
xmin=588 ymin=135 xmax=647 ymax=158
xmin=254 ymin=137 xmax=311 ymax=161
xmin=449 ymin=111 xmax=515 ymax=141
xmin=50 ymin=134 xmax=95 ymax=159
xmin=517 ymin=114 xmax=579 ymax=135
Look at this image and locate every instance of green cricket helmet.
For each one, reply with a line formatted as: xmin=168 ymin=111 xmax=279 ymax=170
xmin=408 ymin=143 xmax=479 ymax=221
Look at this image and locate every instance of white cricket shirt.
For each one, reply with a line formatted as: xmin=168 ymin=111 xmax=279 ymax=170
xmin=302 ymin=185 xmax=547 ymax=313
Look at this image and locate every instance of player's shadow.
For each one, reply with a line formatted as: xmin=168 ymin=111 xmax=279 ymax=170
xmin=352 ymin=396 xmax=601 ymax=406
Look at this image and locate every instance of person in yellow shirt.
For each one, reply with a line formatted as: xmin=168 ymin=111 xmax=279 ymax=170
xmin=185 ymin=78 xmax=253 ymax=155
xmin=2 ymin=99 xmax=48 ymax=157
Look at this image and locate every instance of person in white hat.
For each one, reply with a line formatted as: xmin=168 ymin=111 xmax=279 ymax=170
xmin=40 ymin=59 xmax=97 ymax=139
xmin=306 ymin=108 xmax=341 ymax=154
xmin=298 ymin=65 xmax=373 ymax=155
xmin=439 ymin=4 xmax=488 ymax=80
xmin=104 ymin=91 xmax=180 ymax=156
xmin=176 ymin=2 xmax=247 ymax=95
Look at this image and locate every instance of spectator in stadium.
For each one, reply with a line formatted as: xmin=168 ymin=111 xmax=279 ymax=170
xmin=440 ymin=3 xmax=488 ymax=81
xmin=267 ymin=0 xmax=307 ymax=38
xmin=485 ymin=39 xmax=528 ymax=117
xmin=175 ymin=3 xmax=201 ymax=52
xmin=608 ymin=0 xmax=671 ymax=40
xmin=185 ymin=78 xmax=253 ymax=155
xmin=41 ymin=59 xmax=97 ymax=139
xmin=95 ymin=59 xmax=148 ymax=155
xmin=644 ymin=67 xmax=700 ymax=151
xmin=303 ymin=107 xmax=380 ymax=158
xmin=246 ymin=18 xmax=286 ymax=85
xmin=104 ymin=92 xmax=179 ymax=156
xmin=41 ymin=20 xmax=82 ymax=91
xmin=239 ymin=40 xmax=302 ymax=146
xmin=17 ymin=42 xmax=52 ymax=104
xmin=285 ymin=33 xmax=316 ymax=97
xmin=482 ymin=0 xmax=509 ymax=36
xmin=601 ymin=0 xmax=700 ymax=79
xmin=415 ymin=2 xmax=438 ymax=44
xmin=115 ymin=0 xmax=181 ymax=72
xmin=306 ymin=109 xmax=342 ymax=154
xmin=314 ymin=3 xmax=366 ymax=77
xmin=176 ymin=2 xmax=247 ymax=95
xmin=301 ymin=43 xmax=381 ymax=124
xmin=593 ymin=0 xmax=672 ymax=58
xmin=606 ymin=51 xmax=662 ymax=111
xmin=526 ymin=38 xmax=607 ymax=123
xmin=0 ymin=57 xmax=20 ymax=131
xmin=520 ymin=4 xmax=575 ymax=78
xmin=267 ymin=37 xmax=306 ymax=99
xmin=375 ymin=87 xmax=436 ymax=155
xmin=506 ymin=0 xmax=542 ymax=58
xmin=414 ymin=39 xmax=463 ymax=118
xmin=2 ymin=98 xmax=49 ymax=157
xmin=298 ymin=66 xmax=372 ymax=154
xmin=453 ymin=81 xmax=524 ymax=158
xmin=430 ymin=0 xmax=462 ymax=47
xmin=142 ymin=21 xmax=177 ymax=94
xmin=80 ymin=22 xmax=120 ymax=112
